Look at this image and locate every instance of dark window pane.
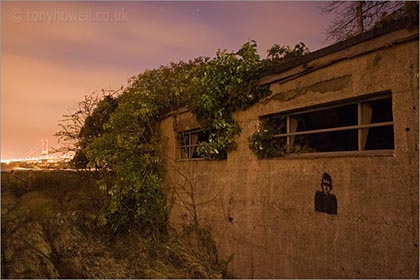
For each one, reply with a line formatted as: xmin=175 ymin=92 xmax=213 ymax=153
xmin=260 ymin=137 xmax=287 ymax=158
xmin=294 ymin=129 xmax=358 ymax=152
xmin=192 ymin=148 xmax=200 ymax=158
xmin=178 ymin=130 xmax=219 ymax=159
xmin=216 ymin=150 xmax=228 ymax=160
xmin=293 ymin=104 xmax=358 ymax=132
xmin=268 ymin=116 xmax=287 ymax=134
xmin=258 ymin=96 xmax=393 ymax=157
xmin=364 ymin=126 xmax=394 ymax=150
xmin=198 ymin=131 xmax=210 ymax=143
xmin=180 ymin=134 xmax=189 ymax=146
xmin=364 ymin=98 xmax=393 ymax=123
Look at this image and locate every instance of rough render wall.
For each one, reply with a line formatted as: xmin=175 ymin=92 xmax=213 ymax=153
xmin=159 ymin=33 xmax=419 ymax=278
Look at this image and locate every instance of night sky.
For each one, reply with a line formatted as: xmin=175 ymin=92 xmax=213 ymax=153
xmin=1 ymin=1 xmax=335 ymax=160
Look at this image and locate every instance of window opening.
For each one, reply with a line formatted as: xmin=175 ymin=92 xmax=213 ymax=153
xmin=178 ymin=129 xmax=212 ymax=159
xmin=260 ymin=94 xmax=394 ymax=156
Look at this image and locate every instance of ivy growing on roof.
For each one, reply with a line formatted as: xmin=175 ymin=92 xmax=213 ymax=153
xmin=63 ymin=41 xmax=309 ymax=237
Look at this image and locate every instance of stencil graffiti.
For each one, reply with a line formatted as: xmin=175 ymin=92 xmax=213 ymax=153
xmin=315 ymin=172 xmax=337 ymax=215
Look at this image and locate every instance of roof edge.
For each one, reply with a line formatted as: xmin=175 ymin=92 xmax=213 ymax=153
xmin=260 ymin=18 xmax=419 ymax=80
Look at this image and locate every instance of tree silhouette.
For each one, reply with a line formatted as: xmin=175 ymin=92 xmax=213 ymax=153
xmin=322 ymin=1 xmax=418 ymax=42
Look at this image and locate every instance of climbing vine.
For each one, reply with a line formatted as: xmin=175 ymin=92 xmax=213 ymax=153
xmin=248 ymin=117 xmax=315 ymax=159
xmin=248 ymin=118 xmax=288 ymax=159
xmin=66 ymin=41 xmax=309 ymax=237
xmin=188 ymin=41 xmax=309 ymax=159
xmin=188 ymin=41 xmax=270 ymax=159
xmin=86 ymin=58 xmax=207 ymax=238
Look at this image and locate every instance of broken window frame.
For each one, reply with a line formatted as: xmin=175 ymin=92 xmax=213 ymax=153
xmin=177 ymin=128 xmax=206 ymax=160
xmin=265 ymin=92 xmax=394 ymax=157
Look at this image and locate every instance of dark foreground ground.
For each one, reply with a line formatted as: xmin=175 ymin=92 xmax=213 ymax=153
xmin=1 ymin=170 xmax=226 ymax=279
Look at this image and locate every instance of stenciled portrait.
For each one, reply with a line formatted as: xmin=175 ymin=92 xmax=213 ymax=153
xmin=315 ymin=172 xmax=337 ymax=215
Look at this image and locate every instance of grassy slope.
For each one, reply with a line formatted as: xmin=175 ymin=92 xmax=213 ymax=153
xmin=1 ymin=170 xmax=225 ymax=279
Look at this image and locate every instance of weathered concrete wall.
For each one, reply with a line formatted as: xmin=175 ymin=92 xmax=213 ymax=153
xmin=159 ymin=27 xmax=419 ymax=278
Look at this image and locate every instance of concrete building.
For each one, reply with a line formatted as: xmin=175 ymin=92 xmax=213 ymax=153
xmin=159 ymin=21 xmax=419 ymax=278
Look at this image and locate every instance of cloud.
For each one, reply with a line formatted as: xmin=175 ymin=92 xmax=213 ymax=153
xmin=1 ymin=1 xmax=334 ymax=159
xmin=2 ymin=2 xmax=231 ymax=72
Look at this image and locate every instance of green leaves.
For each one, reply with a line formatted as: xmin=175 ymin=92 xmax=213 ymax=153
xmin=248 ymin=118 xmax=316 ymax=159
xmin=187 ymin=40 xmax=272 ymax=159
xmin=248 ymin=119 xmax=287 ymax=159
xmin=74 ymin=40 xmax=309 ymax=237
xmin=80 ymin=58 xmax=208 ymax=237
xmin=266 ymin=42 xmax=309 ymax=63
xmin=77 ymin=95 xmax=118 ymax=170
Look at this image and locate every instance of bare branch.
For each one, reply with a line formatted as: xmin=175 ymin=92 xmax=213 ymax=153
xmin=55 ymin=87 xmax=123 ymax=153
xmin=322 ymin=0 xmax=408 ymax=43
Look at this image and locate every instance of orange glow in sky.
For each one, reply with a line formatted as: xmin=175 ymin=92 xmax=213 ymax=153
xmin=1 ymin=1 xmax=334 ymax=160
